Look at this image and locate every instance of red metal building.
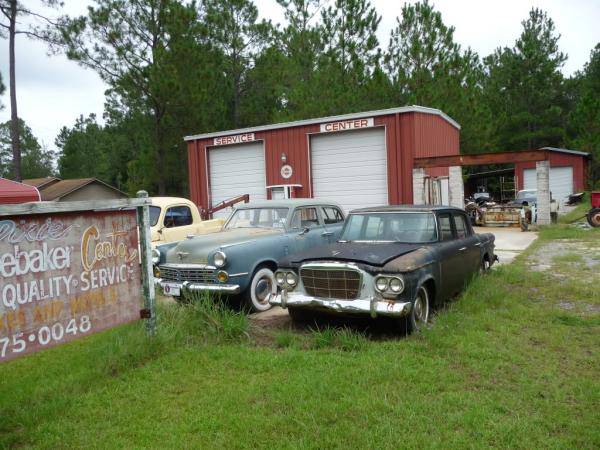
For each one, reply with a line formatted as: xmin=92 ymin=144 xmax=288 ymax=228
xmin=0 ymin=178 xmax=41 ymax=204
xmin=514 ymin=147 xmax=590 ymax=203
xmin=185 ymin=106 xmax=460 ymax=217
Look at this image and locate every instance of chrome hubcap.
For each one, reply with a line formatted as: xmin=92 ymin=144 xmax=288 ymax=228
xmin=414 ymin=289 xmax=429 ymax=324
xmin=255 ymin=278 xmax=272 ymax=304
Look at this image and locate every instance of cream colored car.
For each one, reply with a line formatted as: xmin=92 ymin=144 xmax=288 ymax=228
xmin=150 ymin=197 xmax=224 ymax=247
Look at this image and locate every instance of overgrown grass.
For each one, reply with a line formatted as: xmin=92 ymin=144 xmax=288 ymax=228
xmin=558 ymin=192 xmax=591 ymax=224
xmin=1 ymin=228 xmax=598 ymax=448
xmin=537 ymin=223 xmax=600 ymax=241
xmin=310 ymin=326 xmax=369 ymax=351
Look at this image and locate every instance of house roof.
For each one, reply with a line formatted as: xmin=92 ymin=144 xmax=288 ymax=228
xmin=540 ymin=147 xmax=590 ymax=157
xmin=184 ymin=105 xmax=461 ymax=142
xmin=22 ymin=176 xmax=61 ymax=189
xmin=38 ymin=178 xmax=128 ymax=201
xmin=0 ymin=177 xmax=41 ymax=204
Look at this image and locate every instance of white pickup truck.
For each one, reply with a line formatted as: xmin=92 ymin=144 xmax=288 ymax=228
xmin=150 ymin=197 xmax=223 ymax=247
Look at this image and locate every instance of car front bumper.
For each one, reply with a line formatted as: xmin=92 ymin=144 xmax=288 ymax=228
xmin=159 ymin=280 xmax=241 ymax=295
xmin=269 ymin=290 xmax=412 ymax=318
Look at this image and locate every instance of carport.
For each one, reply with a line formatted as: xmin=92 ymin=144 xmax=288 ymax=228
xmin=412 ymin=150 xmax=553 ymax=224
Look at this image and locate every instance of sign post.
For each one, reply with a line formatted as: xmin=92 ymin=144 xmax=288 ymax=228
xmin=136 ymin=190 xmax=156 ymax=335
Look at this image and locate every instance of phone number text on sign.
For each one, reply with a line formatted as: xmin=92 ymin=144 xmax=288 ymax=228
xmin=0 ymin=210 xmax=142 ymax=362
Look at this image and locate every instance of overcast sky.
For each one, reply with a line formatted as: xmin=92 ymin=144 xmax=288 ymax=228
xmin=0 ymin=0 xmax=599 ymax=156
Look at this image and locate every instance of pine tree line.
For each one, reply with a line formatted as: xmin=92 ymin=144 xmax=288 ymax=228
xmin=3 ymin=0 xmax=599 ymax=193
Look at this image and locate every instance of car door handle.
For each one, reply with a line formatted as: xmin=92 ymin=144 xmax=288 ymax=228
xmin=459 ymin=247 xmax=467 ymax=251
xmin=321 ymin=231 xmax=333 ymax=237
xmin=474 ymin=242 xmax=481 ymax=246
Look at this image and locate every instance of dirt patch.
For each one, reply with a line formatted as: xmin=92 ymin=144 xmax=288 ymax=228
xmin=526 ymin=239 xmax=600 ymax=273
xmin=525 ymin=239 xmax=600 ymax=314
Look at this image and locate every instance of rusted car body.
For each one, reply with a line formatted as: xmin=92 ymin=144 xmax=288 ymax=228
xmin=270 ymin=205 xmax=496 ymax=332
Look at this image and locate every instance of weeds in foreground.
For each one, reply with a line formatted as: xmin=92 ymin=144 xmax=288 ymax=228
xmin=181 ymin=291 xmax=249 ymax=342
xmin=274 ymin=330 xmax=298 ymax=349
xmin=310 ymin=326 xmax=368 ymax=351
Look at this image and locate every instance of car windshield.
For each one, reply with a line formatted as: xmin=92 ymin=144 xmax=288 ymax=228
xmin=340 ymin=212 xmax=438 ymax=243
xmin=149 ymin=206 xmax=161 ymax=226
xmin=517 ymin=190 xmax=536 ymax=199
xmin=225 ymin=208 xmax=289 ymax=229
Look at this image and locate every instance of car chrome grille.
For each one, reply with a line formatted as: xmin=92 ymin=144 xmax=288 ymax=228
xmin=159 ymin=265 xmax=216 ymax=284
xmin=300 ymin=267 xmax=361 ymax=300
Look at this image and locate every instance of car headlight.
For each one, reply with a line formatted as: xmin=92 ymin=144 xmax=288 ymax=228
xmin=275 ymin=270 xmax=297 ymax=289
xmin=213 ymin=251 xmax=226 ymax=268
xmin=275 ymin=271 xmax=286 ymax=286
xmin=374 ymin=275 xmax=404 ymax=295
xmin=389 ymin=277 xmax=404 ymax=293
xmin=152 ymin=248 xmax=160 ymax=265
xmin=375 ymin=276 xmax=388 ymax=292
xmin=286 ymin=272 xmax=297 ymax=286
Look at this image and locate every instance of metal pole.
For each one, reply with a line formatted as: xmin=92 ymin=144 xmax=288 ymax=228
xmin=137 ymin=190 xmax=156 ymax=335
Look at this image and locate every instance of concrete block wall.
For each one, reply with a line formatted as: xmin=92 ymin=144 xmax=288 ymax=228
xmin=412 ymin=168 xmax=426 ymax=204
xmin=536 ymin=160 xmax=551 ymax=225
xmin=448 ymin=166 xmax=464 ymax=209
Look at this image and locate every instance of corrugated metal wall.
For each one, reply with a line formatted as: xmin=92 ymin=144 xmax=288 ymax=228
xmin=515 ymin=152 xmax=587 ymax=191
xmin=261 ymin=124 xmax=319 ymax=198
xmin=187 ymin=111 xmax=460 ymax=211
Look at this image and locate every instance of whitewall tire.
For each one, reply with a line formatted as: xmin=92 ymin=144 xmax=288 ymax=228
xmin=246 ymin=267 xmax=276 ymax=312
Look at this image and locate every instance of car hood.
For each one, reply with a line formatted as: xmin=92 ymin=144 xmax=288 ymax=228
xmin=165 ymin=227 xmax=283 ymax=263
xmin=284 ymin=242 xmax=423 ymax=267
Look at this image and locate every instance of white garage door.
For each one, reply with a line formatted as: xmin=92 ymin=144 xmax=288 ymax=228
xmin=311 ymin=128 xmax=387 ymax=213
xmin=523 ymin=166 xmax=573 ymax=205
xmin=209 ymin=142 xmax=266 ymax=219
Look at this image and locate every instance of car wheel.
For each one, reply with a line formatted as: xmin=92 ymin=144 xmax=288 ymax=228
xmin=244 ymin=266 xmax=276 ymax=312
xmin=587 ymin=208 xmax=600 ymax=228
xmin=403 ymin=285 xmax=430 ymax=334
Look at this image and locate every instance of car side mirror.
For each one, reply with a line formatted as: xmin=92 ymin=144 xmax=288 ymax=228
xmin=298 ymin=227 xmax=310 ymax=236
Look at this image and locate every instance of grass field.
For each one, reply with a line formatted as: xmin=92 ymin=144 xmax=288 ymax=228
xmin=1 ymin=227 xmax=599 ymax=449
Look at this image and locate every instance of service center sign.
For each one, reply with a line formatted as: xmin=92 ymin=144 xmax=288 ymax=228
xmin=213 ymin=133 xmax=255 ymax=146
xmin=320 ymin=117 xmax=374 ymax=133
xmin=0 ymin=210 xmax=141 ymax=362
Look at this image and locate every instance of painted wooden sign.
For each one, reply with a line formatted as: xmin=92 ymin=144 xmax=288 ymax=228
xmin=0 ymin=209 xmax=141 ymax=362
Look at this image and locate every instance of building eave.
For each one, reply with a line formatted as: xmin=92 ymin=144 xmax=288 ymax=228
xmin=540 ymin=147 xmax=590 ymax=157
xmin=183 ymin=105 xmax=461 ymax=142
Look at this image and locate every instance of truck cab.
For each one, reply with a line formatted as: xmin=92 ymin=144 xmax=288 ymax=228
xmin=150 ymin=197 xmax=224 ymax=247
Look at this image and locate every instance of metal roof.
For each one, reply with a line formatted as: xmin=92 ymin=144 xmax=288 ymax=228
xmin=540 ymin=147 xmax=590 ymax=157
xmin=184 ymin=105 xmax=460 ymax=142
xmin=0 ymin=178 xmax=41 ymax=204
